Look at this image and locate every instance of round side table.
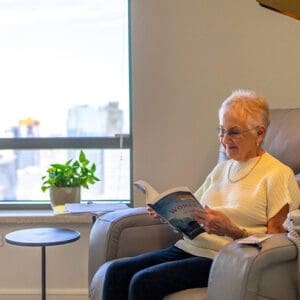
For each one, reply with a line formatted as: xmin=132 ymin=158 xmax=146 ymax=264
xmin=5 ymin=227 xmax=80 ymax=300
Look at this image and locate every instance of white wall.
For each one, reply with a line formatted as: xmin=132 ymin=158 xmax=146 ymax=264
xmin=132 ymin=0 xmax=300 ymax=206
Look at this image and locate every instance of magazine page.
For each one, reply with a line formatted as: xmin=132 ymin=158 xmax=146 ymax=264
xmin=151 ymin=186 xmax=192 ymax=204
xmin=149 ymin=191 xmax=205 ymax=239
xmin=134 ymin=180 xmax=159 ymax=204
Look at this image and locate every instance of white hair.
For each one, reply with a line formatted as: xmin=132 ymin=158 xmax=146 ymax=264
xmin=219 ymin=89 xmax=270 ymax=128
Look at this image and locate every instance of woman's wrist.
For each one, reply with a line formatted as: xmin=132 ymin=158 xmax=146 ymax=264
xmin=227 ymin=226 xmax=248 ymax=240
xmin=240 ymin=228 xmax=248 ymax=238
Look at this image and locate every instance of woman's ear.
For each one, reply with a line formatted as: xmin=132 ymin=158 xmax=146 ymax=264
xmin=256 ymin=125 xmax=266 ymax=146
xmin=257 ymin=125 xmax=266 ymax=136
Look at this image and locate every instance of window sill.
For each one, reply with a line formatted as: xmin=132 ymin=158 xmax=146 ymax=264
xmin=0 ymin=210 xmax=95 ymax=224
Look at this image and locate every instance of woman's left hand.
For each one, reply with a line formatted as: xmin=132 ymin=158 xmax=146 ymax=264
xmin=194 ymin=205 xmax=236 ymax=237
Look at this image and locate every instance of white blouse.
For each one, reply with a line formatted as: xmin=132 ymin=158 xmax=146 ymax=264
xmin=176 ymin=152 xmax=300 ymax=258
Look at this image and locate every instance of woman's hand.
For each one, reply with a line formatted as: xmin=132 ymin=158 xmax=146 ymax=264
xmin=147 ymin=206 xmax=159 ymax=219
xmin=147 ymin=206 xmax=168 ymax=224
xmin=194 ymin=206 xmax=244 ymax=239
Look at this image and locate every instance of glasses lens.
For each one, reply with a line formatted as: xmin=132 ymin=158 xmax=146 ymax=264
xmin=217 ymin=127 xmax=244 ymax=138
xmin=228 ymin=129 xmax=241 ymax=136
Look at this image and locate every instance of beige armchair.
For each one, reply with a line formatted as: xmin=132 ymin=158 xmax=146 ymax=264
xmin=89 ymin=108 xmax=300 ymax=300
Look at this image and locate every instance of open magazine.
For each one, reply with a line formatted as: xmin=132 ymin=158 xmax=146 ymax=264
xmin=134 ymin=180 xmax=205 ymax=239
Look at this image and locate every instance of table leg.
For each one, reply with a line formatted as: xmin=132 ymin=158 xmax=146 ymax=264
xmin=42 ymin=246 xmax=46 ymax=300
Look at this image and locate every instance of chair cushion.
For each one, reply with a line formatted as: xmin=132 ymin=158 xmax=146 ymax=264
xmin=295 ymin=173 xmax=300 ymax=188
xmin=164 ymin=288 xmax=207 ymax=300
xmin=263 ymin=109 xmax=300 ymax=174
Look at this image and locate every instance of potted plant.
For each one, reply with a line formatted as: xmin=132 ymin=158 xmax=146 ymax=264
xmin=41 ymin=150 xmax=100 ymax=208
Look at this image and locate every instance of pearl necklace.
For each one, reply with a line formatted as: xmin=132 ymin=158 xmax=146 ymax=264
xmin=228 ymin=155 xmax=263 ymax=183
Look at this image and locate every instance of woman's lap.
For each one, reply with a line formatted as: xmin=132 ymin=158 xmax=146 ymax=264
xmin=102 ymin=246 xmax=213 ymax=300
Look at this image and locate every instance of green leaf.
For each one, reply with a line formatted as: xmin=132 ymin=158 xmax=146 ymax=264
xmin=41 ymin=150 xmax=100 ymax=192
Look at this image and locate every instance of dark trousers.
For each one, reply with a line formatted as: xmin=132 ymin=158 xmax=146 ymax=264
xmin=102 ymin=246 xmax=213 ymax=300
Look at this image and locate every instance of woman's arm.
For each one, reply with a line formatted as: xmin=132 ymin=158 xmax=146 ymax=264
xmin=194 ymin=203 xmax=290 ymax=239
xmin=267 ymin=203 xmax=289 ymax=233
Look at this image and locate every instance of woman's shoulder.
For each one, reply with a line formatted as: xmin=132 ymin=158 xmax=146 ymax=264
xmin=262 ymin=152 xmax=294 ymax=174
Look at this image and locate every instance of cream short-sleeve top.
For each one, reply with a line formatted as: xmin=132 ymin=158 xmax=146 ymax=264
xmin=175 ymin=152 xmax=300 ymax=258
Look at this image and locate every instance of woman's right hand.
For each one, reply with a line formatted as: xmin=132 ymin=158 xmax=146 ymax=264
xmin=147 ymin=206 xmax=159 ymax=219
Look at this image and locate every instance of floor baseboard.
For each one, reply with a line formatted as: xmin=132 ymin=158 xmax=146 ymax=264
xmin=0 ymin=288 xmax=88 ymax=300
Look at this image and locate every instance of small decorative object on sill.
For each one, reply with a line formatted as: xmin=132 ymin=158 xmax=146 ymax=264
xmin=41 ymin=150 xmax=100 ymax=210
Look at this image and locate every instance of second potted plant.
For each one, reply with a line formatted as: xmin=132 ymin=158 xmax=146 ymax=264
xmin=41 ymin=150 xmax=100 ymax=208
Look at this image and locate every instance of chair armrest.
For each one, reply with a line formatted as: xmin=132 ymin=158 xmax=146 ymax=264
xmin=88 ymin=207 xmax=181 ymax=285
xmin=207 ymin=234 xmax=297 ymax=300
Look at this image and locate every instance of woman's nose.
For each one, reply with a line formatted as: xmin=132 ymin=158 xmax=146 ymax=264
xmin=220 ymin=133 xmax=231 ymax=144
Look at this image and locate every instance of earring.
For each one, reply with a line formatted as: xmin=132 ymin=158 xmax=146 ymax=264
xmin=256 ymin=141 xmax=260 ymax=146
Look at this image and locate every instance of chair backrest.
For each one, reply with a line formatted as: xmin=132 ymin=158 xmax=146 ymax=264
xmin=263 ymin=109 xmax=300 ymax=175
xmin=218 ymin=108 xmax=300 ymax=176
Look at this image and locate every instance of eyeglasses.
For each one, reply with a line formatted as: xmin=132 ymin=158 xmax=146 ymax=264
xmin=217 ymin=126 xmax=255 ymax=138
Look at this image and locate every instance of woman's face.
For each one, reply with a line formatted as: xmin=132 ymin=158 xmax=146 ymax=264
xmin=219 ymin=110 xmax=263 ymax=161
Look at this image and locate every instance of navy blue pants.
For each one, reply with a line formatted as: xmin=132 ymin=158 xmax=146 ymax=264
xmin=102 ymin=246 xmax=213 ymax=300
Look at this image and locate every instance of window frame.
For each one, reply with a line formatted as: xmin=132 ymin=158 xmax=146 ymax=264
xmin=0 ymin=0 xmax=133 ymax=210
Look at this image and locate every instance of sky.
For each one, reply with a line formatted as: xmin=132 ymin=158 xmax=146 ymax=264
xmin=0 ymin=0 xmax=129 ymax=136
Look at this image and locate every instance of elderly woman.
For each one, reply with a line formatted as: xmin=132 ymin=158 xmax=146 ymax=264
xmin=102 ymin=90 xmax=300 ymax=300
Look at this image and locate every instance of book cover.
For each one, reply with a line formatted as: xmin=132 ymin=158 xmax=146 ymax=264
xmin=134 ymin=180 xmax=205 ymax=239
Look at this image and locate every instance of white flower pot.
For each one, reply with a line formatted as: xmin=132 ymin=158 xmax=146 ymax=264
xmin=49 ymin=187 xmax=81 ymax=209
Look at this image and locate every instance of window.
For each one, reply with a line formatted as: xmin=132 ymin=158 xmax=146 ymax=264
xmin=0 ymin=0 xmax=131 ymax=207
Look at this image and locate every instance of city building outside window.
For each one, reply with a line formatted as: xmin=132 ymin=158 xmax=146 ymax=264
xmin=0 ymin=0 xmax=131 ymax=206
